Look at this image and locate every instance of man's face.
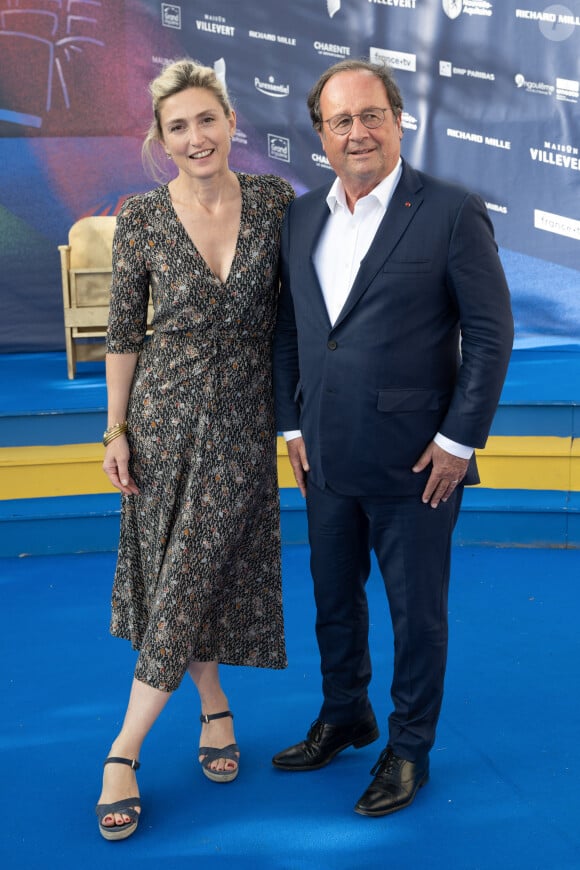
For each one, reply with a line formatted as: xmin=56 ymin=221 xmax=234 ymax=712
xmin=318 ymin=70 xmax=403 ymax=203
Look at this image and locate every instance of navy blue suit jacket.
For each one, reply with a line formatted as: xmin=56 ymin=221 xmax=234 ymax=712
xmin=273 ymin=160 xmax=514 ymax=497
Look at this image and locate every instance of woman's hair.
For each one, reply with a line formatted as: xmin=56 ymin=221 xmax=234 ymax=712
xmin=142 ymin=58 xmax=233 ymax=181
xmin=307 ymin=58 xmax=404 ymax=132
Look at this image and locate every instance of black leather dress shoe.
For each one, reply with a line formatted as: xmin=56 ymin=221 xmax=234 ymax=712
xmin=272 ymin=713 xmax=379 ymax=771
xmin=354 ymin=747 xmax=429 ymax=816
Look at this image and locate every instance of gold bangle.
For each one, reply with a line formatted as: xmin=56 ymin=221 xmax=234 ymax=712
xmin=103 ymin=421 xmax=128 ymax=446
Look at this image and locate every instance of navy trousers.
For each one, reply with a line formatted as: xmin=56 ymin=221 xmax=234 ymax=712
xmin=306 ymin=479 xmax=463 ymax=762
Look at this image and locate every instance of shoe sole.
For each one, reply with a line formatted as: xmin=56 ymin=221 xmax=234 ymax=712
xmin=202 ymin=766 xmax=239 ymax=783
xmin=99 ymin=819 xmax=139 ymax=841
xmin=353 ymin=774 xmax=429 ymax=817
xmin=272 ymin=725 xmax=380 ymax=771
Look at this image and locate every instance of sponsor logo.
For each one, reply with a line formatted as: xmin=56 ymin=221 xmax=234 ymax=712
xmin=515 ymin=73 xmax=578 ymax=102
xmin=370 ymin=46 xmax=416 ymax=72
xmin=232 ymin=129 xmax=248 ymax=146
xmin=443 ymin=0 xmax=493 ymax=17
xmin=313 ymin=41 xmax=351 ymax=58
xmin=268 ymin=135 xmax=290 ymax=162
xmin=556 ymin=77 xmax=579 ymax=102
xmin=439 ymin=60 xmax=495 ymax=81
xmin=312 ymin=152 xmax=333 ymax=170
xmin=530 ymin=141 xmax=580 ymax=171
xmin=368 ymin=0 xmax=417 ymax=8
xmin=447 ymin=127 xmax=511 ymax=149
xmin=514 ymin=73 xmax=555 ymax=96
xmin=516 ymin=7 xmax=580 ymax=41
xmin=443 ymin=0 xmax=463 ymax=17
xmin=402 ymin=111 xmax=418 ymax=131
xmin=195 ymin=14 xmax=235 ymax=37
xmin=485 ymin=202 xmax=508 ymax=215
xmin=255 ymin=76 xmax=290 ymax=98
xmin=248 ymin=30 xmax=297 ymax=46
xmin=214 ymin=57 xmax=226 ymax=88
xmin=153 ymin=54 xmax=175 ymax=68
xmin=327 ymin=0 xmax=341 ymax=17
xmin=534 ymin=209 xmax=580 ymax=241
xmin=161 ymin=3 xmax=181 ymax=29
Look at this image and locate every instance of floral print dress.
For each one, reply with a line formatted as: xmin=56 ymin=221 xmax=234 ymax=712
xmin=106 ymin=173 xmax=294 ymax=692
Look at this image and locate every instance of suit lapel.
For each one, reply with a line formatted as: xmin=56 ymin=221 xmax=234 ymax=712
xmin=295 ymin=190 xmax=333 ymax=327
xmin=333 ymin=162 xmax=425 ymax=328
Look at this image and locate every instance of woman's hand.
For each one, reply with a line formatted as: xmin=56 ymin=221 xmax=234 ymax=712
xmin=102 ymin=435 xmax=140 ymax=495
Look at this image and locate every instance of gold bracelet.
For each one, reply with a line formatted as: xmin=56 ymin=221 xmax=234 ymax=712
xmin=103 ymin=421 xmax=128 ymax=446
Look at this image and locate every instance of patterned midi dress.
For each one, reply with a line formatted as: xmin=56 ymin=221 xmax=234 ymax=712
xmin=105 ymin=173 xmax=294 ymax=692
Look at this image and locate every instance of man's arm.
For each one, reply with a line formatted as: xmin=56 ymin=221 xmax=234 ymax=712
xmin=439 ymin=193 xmax=514 ymax=447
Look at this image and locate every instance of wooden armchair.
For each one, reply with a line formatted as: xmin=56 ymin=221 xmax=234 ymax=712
xmin=58 ymin=216 xmax=153 ymax=379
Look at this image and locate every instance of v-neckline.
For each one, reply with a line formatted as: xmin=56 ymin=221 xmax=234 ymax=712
xmin=164 ymin=174 xmax=245 ymax=288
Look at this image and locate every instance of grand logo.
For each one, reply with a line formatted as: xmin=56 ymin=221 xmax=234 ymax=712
xmin=443 ymin=0 xmax=463 ymax=18
xmin=161 ymin=4 xmax=181 ymax=29
xmin=268 ymin=135 xmax=290 ymax=162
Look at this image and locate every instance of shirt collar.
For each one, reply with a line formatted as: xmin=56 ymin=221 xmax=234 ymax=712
xmin=326 ymin=158 xmax=403 ymax=214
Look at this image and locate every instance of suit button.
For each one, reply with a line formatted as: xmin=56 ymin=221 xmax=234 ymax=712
xmin=327 ymin=340 xmax=337 ymax=350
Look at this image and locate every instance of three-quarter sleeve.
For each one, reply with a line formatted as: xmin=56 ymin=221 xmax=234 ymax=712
xmin=106 ymin=198 xmax=151 ymax=354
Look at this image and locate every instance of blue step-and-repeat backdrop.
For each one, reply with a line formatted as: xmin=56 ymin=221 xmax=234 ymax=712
xmin=0 ymin=0 xmax=578 ymax=352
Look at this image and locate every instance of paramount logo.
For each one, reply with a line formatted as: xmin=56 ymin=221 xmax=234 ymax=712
xmin=255 ymin=76 xmax=290 ymax=97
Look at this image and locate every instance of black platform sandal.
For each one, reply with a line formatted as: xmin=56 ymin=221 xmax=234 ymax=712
xmin=199 ymin=711 xmax=240 ymax=783
xmin=95 ymin=756 xmax=141 ymax=841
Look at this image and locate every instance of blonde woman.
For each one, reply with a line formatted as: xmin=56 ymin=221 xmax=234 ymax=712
xmin=96 ymin=59 xmax=294 ymax=841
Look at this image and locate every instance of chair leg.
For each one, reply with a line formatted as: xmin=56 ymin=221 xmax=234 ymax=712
xmin=65 ymin=330 xmax=76 ymax=379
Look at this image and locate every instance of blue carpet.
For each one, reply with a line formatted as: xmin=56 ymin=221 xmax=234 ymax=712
xmin=1 ymin=545 xmax=579 ymax=869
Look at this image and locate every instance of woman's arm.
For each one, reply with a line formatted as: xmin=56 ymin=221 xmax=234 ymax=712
xmin=102 ymin=351 xmax=140 ymax=495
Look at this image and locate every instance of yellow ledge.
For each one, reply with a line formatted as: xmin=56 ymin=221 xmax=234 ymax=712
xmin=476 ymin=435 xmax=573 ymax=491
xmin=0 ymin=435 xmax=576 ymax=500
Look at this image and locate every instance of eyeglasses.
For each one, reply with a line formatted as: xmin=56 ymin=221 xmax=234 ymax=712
xmin=323 ymin=107 xmax=393 ymax=135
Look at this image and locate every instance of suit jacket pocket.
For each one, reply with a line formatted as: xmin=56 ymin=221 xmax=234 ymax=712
xmin=377 ymin=388 xmax=440 ymax=413
xmin=382 ymin=258 xmax=431 ymax=273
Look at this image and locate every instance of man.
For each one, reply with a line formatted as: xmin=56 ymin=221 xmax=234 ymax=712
xmin=272 ymin=60 xmax=514 ymax=817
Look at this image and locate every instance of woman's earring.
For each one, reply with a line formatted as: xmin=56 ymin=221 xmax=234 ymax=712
xmin=166 ymin=152 xmax=172 ymax=160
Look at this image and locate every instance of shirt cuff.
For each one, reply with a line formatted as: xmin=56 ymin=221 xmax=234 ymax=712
xmin=283 ymin=430 xmax=302 ymax=441
xmin=434 ymin=432 xmax=474 ymax=459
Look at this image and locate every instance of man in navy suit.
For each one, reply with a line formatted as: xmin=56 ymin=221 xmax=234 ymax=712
xmin=272 ymin=60 xmax=514 ymax=816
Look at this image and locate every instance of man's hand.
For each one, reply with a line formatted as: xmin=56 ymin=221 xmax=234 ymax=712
xmin=412 ymin=440 xmax=469 ymax=508
xmin=286 ymin=436 xmax=310 ymax=497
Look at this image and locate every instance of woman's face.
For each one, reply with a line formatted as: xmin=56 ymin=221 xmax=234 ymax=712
xmin=159 ymin=86 xmax=236 ymax=180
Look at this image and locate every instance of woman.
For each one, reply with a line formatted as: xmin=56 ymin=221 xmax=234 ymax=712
xmin=95 ymin=58 xmax=294 ymax=841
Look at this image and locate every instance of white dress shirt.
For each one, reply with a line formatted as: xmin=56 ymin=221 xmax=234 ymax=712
xmin=284 ymin=162 xmax=472 ymax=460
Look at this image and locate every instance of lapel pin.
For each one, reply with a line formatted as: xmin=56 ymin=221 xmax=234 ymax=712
xmin=404 ymin=201 xmax=412 ymax=207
